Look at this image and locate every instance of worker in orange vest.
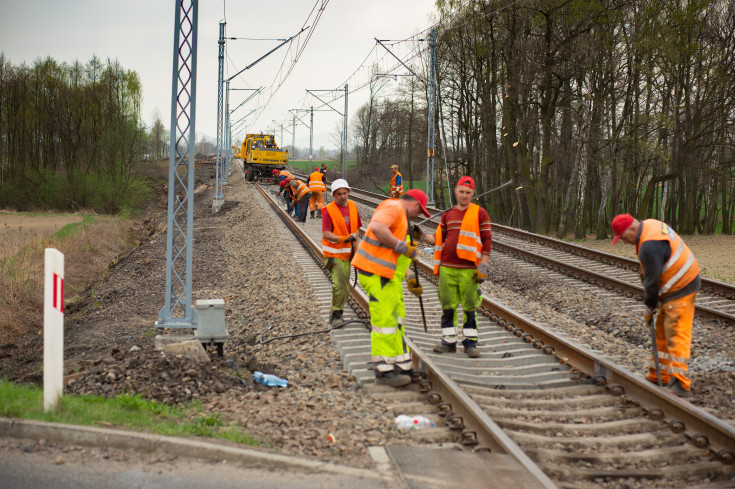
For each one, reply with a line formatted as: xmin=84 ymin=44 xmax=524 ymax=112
xmin=322 ymin=179 xmax=362 ymax=327
xmin=611 ymin=214 xmax=700 ymax=398
xmin=289 ymin=178 xmax=311 ymax=223
xmin=389 ymin=164 xmax=403 ymax=198
xmin=308 ymin=167 xmax=326 ymax=219
xmin=432 ymin=176 xmax=491 ymax=359
xmin=351 ymin=189 xmax=430 ymax=387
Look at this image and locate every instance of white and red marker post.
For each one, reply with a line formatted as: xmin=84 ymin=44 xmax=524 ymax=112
xmin=43 ymin=248 xmax=64 ymax=411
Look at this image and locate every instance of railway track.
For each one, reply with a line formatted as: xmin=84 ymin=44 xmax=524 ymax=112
xmin=254 ymin=176 xmax=735 ymax=489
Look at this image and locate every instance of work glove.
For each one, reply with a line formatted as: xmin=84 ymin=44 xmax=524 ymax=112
xmin=406 ymin=278 xmax=423 ymax=298
xmin=410 ymin=225 xmax=424 ymax=243
xmin=342 ymin=235 xmax=356 ymax=243
xmin=473 ymin=262 xmax=490 ymax=283
xmin=394 ymin=240 xmax=419 ymax=260
xmin=643 ymin=306 xmax=656 ymax=323
xmin=326 ymin=257 xmax=334 ymax=272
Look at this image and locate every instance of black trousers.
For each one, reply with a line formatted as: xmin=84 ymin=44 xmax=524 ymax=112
xmin=297 ymin=194 xmax=310 ymax=222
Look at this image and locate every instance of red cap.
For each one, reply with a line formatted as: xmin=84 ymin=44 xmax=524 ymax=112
xmin=279 ymin=181 xmax=286 ymax=187
xmin=272 ymin=169 xmax=279 ymax=175
xmin=314 ymin=167 xmax=320 ymax=172
xmin=611 ymin=214 xmax=634 ymax=244
xmin=404 ymin=189 xmax=430 ymax=217
xmin=457 ymin=176 xmax=475 ymax=189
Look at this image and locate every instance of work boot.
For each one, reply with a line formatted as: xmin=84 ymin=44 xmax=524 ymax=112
xmin=465 ymin=344 xmax=480 ymax=358
xmin=375 ymin=370 xmax=411 ymax=387
xmin=433 ymin=341 xmax=457 ymax=353
xmin=329 ymin=310 xmax=344 ymax=328
xmin=665 ymin=377 xmax=691 ymax=398
xmin=310 ymin=210 xmax=315 ymax=219
xmin=317 ymin=210 xmax=322 ymax=218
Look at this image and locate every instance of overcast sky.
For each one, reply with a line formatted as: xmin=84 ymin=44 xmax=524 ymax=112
xmin=1 ymin=0 xmax=439 ymax=150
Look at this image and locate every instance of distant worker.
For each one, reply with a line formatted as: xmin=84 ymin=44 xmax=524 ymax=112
xmin=289 ymin=178 xmax=312 ymax=223
xmin=389 ymin=164 xmax=403 ymax=199
xmin=322 ymin=179 xmax=362 ymax=327
xmin=611 ymin=214 xmax=700 ymax=398
xmin=432 ymin=176 xmax=491 ymax=359
xmin=308 ymin=167 xmax=326 ymax=219
xmin=320 ymin=162 xmax=328 ymax=175
xmin=351 ymin=189 xmax=430 ymax=387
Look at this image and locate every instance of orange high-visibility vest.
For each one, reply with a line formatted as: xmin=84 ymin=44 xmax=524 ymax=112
xmin=291 ymin=180 xmax=311 ymax=200
xmin=322 ymin=201 xmax=359 ymax=259
xmin=433 ymin=204 xmax=483 ymax=275
xmin=351 ymin=199 xmax=407 ymax=279
xmin=308 ymin=171 xmax=326 ymax=192
xmin=279 ymin=170 xmax=293 ymax=179
xmin=390 ymin=172 xmax=403 ymax=197
xmin=637 ymin=219 xmax=700 ymax=298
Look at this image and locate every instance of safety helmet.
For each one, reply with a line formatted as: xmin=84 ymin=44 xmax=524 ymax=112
xmin=330 ymin=178 xmax=350 ymax=194
xmin=272 ymin=169 xmax=279 ymax=175
xmin=279 ymin=181 xmax=286 ymax=187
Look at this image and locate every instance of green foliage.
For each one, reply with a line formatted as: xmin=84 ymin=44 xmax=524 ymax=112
xmin=0 ymin=379 xmax=259 ymax=446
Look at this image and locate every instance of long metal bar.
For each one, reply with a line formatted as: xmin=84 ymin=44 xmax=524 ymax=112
xmin=426 ymin=28 xmax=436 ymax=205
xmin=214 ymin=21 xmax=226 ymax=203
xmin=226 ymin=26 xmax=309 ymax=82
xmin=158 ymin=0 xmax=199 ymax=329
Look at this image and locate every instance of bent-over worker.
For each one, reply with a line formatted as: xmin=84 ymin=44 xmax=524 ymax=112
xmin=289 ymin=178 xmax=311 ymax=223
xmin=308 ymin=167 xmax=326 ymax=219
xmin=351 ymin=189 xmax=430 ymax=387
xmin=611 ymin=214 xmax=700 ymax=398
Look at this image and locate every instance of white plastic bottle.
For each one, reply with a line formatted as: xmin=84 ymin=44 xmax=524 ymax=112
xmin=395 ymin=415 xmax=435 ymax=429
xmin=253 ymin=371 xmax=288 ymax=387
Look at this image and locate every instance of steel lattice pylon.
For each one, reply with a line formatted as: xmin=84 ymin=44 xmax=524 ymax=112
xmin=157 ymin=0 xmax=199 ymax=329
xmin=214 ymin=21 xmax=226 ymax=204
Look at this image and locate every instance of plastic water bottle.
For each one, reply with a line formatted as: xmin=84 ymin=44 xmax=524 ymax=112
xmin=253 ymin=371 xmax=288 ymax=387
xmin=395 ymin=415 xmax=435 ymax=430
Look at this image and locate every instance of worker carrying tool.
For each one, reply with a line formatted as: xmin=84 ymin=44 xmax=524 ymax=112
xmin=431 ymin=176 xmax=492 ymax=358
xmin=389 ymin=164 xmax=403 ymax=198
xmin=322 ymin=179 xmax=363 ymax=327
xmin=351 ymin=189 xmax=430 ymax=387
xmin=611 ymin=214 xmax=700 ymax=398
xmin=308 ymin=167 xmax=326 ymax=219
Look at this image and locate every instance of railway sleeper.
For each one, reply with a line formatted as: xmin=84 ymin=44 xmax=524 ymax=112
xmin=526 ymin=444 xmax=710 ymax=465
xmin=507 ymin=427 xmax=685 ymax=450
xmin=539 ymin=460 xmax=735 ymax=481
xmin=462 ymin=383 xmax=603 ymax=399
xmin=466 ymin=392 xmax=620 ymax=410
xmin=494 ymin=417 xmax=661 ymax=436
xmin=476 ymin=404 xmax=642 ymax=422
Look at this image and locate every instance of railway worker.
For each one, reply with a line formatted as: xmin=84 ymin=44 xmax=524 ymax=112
xmin=322 ymin=178 xmax=363 ymax=327
xmin=389 ymin=164 xmax=403 ymax=199
xmin=320 ymin=162 xmax=327 ymax=175
xmin=351 ymin=189 xmax=430 ymax=387
xmin=611 ymin=214 xmax=700 ymax=398
xmin=289 ymin=178 xmax=312 ymax=223
xmin=431 ymin=176 xmax=491 ymax=359
xmin=308 ymin=167 xmax=326 ymax=219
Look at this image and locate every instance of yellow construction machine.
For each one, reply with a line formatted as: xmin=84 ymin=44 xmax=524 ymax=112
xmin=240 ymin=133 xmax=288 ymax=182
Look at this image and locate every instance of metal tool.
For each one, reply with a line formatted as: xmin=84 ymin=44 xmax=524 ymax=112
xmin=648 ymin=312 xmax=663 ymax=387
xmin=415 ymin=179 xmax=515 ymax=227
xmin=406 ymin=211 xmax=428 ymax=333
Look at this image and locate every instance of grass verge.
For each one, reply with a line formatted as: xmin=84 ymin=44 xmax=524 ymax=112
xmin=0 ymin=378 xmax=260 ymax=446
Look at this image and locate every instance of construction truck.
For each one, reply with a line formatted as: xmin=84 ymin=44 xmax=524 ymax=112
xmin=240 ymin=133 xmax=288 ymax=182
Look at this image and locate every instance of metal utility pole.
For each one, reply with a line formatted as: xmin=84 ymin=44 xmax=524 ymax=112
xmin=309 ymin=106 xmax=314 ymax=166
xmin=157 ymin=0 xmax=199 ymax=330
xmin=213 ymin=21 xmax=226 ymax=210
xmin=223 ymin=80 xmax=231 ymax=185
xmin=291 ymin=116 xmax=296 ymax=158
xmin=306 ymin=87 xmax=350 ymax=179
xmin=343 ymin=84 xmax=348 ymax=179
xmin=426 ymin=28 xmax=437 ymax=205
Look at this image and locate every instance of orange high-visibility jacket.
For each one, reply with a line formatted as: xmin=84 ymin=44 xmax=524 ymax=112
xmin=637 ymin=219 xmax=700 ymax=298
xmin=433 ymin=204 xmax=483 ymax=274
xmin=291 ymin=180 xmax=311 ymax=200
xmin=390 ymin=172 xmax=403 ymax=197
xmin=351 ymin=199 xmax=407 ymax=279
xmin=322 ymin=201 xmax=359 ymax=260
xmin=308 ymin=171 xmax=326 ymax=192
xmin=279 ymin=170 xmax=293 ymax=179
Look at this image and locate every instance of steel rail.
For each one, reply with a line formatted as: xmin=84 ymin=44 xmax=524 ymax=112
xmin=252 ymin=181 xmax=559 ymax=489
